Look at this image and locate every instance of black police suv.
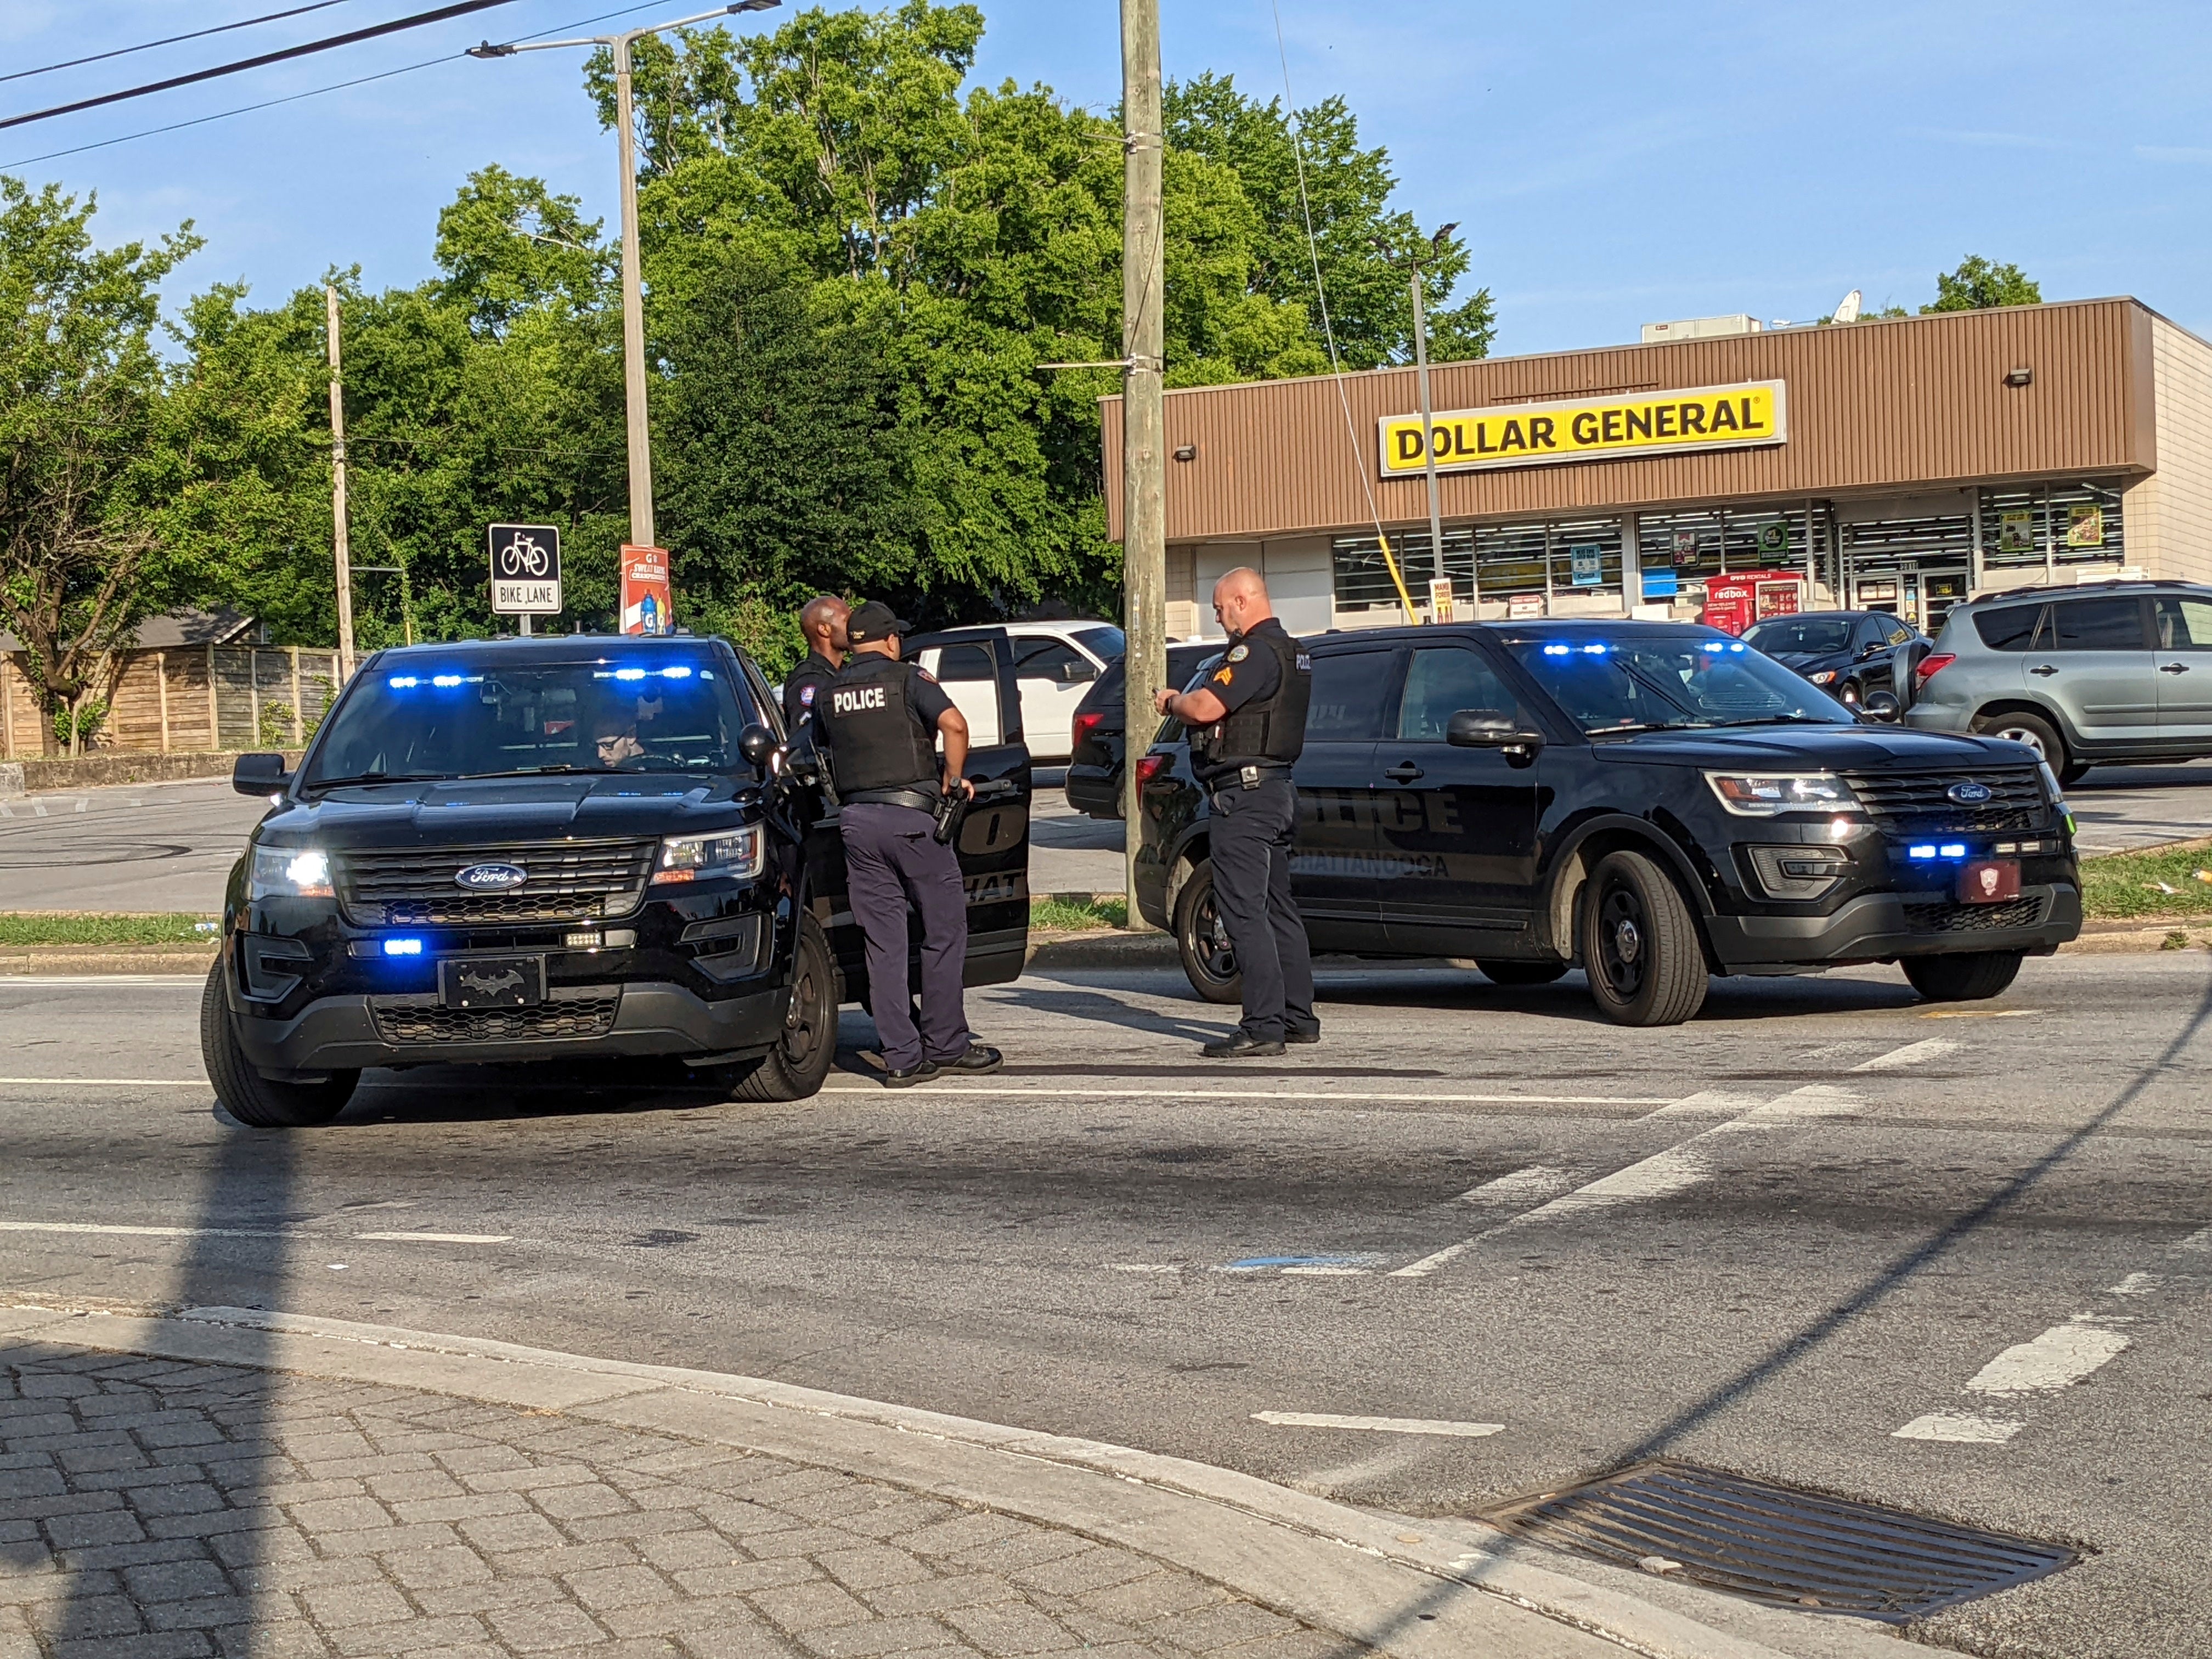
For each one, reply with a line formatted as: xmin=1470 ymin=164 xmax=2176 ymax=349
xmin=1065 ymin=641 xmax=1223 ymax=818
xmin=201 ymin=633 xmax=1032 ymax=1126
xmin=1740 ymin=610 xmax=1929 ymax=710
xmin=1133 ymin=619 xmax=2080 ymax=1027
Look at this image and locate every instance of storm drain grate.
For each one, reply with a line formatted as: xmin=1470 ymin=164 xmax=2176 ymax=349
xmin=1482 ymin=1460 xmax=2075 ymax=1622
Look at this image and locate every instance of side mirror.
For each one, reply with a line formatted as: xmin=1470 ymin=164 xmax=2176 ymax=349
xmin=1861 ymin=692 xmax=1903 ymax=724
xmin=738 ymin=724 xmax=778 ymax=769
xmin=233 ymin=752 xmax=291 ymax=797
xmin=1446 ymin=711 xmax=1545 ymax=759
xmin=1060 ymin=659 xmax=1098 ymax=684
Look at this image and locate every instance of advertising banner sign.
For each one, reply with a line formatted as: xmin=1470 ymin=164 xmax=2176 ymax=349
xmin=1569 ymin=543 xmax=1604 ymax=586
xmin=620 ymin=544 xmax=672 ymax=635
xmin=2068 ymin=504 xmax=2106 ymax=548
xmin=1380 ymin=380 xmax=1786 ymax=478
xmin=1427 ymin=576 xmax=1455 ymax=620
xmin=1507 ymin=592 xmax=1544 ymax=619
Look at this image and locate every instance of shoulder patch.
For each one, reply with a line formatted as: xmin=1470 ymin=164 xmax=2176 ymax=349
xmin=1226 ymin=644 xmax=1249 ymax=662
xmin=1211 ymin=667 xmax=1235 ymax=685
xmin=914 ymin=668 xmax=938 ymax=685
xmin=799 ymin=683 xmax=815 ymax=706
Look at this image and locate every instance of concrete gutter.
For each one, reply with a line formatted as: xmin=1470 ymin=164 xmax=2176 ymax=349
xmin=0 ymin=1301 xmax=1902 ymax=1659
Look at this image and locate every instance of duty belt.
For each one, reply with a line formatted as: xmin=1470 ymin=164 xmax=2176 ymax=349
xmin=842 ymin=786 xmax=941 ymax=814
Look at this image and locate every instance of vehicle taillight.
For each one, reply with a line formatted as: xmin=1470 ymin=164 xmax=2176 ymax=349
xmin=1072 ymin=710 xmax=1104 ymax=751
xmin=1915 ymin=652 xmax=1955 ymax=685
xmin=1136 ymin=753 xmax=1169 ymax=786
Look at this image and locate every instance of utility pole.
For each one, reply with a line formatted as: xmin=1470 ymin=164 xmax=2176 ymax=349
xmin=1119 ymin=0 xmax=1165 ymax=928
xmin=1408 ymin=270 xmax=1448 ymax=621
xmin=325 ymin=285 xmax=357 ymax=679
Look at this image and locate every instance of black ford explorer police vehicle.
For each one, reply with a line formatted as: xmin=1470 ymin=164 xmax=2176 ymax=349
xmin=202 ymin=633 xmax=1032 ymax=1127
xmin=1134 ymin=619 xmax=2080 ymax=1026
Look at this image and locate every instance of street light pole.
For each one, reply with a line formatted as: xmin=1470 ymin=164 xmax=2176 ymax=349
xmin=1394 ymin=224 xmax=1461 ymax=622
xmin=471 ymin=2 xmax=780 ymax=555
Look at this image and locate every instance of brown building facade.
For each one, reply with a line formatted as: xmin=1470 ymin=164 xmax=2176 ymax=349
xmin=1101 ymin=297 xmax=2212 ymax=639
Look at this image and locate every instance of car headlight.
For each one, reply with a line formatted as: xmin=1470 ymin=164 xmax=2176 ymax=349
xmin=651 ymin=826 xmax=764 ymax=884
xmin=1807 ymin=669 xmax=1837 ymax=685
xmin=1705 ymin=773 xmax=1862 ymax=816
xmin=250 ymin=845 xmax=333 ymax=899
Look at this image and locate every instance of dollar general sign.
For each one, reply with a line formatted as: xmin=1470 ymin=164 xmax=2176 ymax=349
xmin=1379 ymin=380 xmax=1787 ymax=477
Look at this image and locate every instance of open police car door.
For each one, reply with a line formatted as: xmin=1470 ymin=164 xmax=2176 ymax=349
xmin=803 ymin=627 xmax=1032 ymax=1008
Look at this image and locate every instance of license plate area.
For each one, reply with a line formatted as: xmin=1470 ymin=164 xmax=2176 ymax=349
xmin=1957 ymin=860 xmax=2022 ymax=904
xmin=439 ymin=955 xmax=545 ymax=1008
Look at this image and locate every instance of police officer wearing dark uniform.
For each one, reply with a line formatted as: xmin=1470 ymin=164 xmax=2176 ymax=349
xmin=816 ymin=601 xmax=1003 ymax=1087
xmin=781 ymin=595 xmax=850 ymax=735
xmin=1154 ymin=567 xmax=1316 ymax=1058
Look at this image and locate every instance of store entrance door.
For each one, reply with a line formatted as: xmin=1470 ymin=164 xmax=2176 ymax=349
xmin=1848 ymin=560 xmax=1971 ymax=636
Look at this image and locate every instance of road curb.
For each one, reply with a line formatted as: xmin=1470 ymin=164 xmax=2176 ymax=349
xmin=0 ymin=1301 xmax=1892 ymax=1659
xmin=1025 ymin=928 xmax=1180 ymax=969
xmin=0 ymin=947 xmax=216 ymax=977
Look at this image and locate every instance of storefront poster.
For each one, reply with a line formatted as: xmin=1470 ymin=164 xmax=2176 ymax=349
xmin=1569 ymin=543 xmax=1603 ymax=586
xmin=1507 ymin=592 xmax=1544 ymax=619
xmin=1997 ymin=510 xmax=2036 ymax=554
xmin=1672 ymin=528 xmax=1700 ymax=566
xmin=1378 ymin=380 xmax=1787 ymax=477
xmin=1427 ymin=576 xmax=1456 ymax=621
xmin=620 ymin=544 xmax=672 ymax=635
xmin=2068 ymin=504 xmax=2106 ymax=548
xmin=1756 ymin=580 xmax=1802 ymax=620
xmin=1756 ymin=520 xmax=1791 ymax=557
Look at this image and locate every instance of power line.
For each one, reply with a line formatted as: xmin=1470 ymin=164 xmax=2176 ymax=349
xmin=0 ymin=0 xmax=529 ymax=134
xmin=1 ymin=3 xmax=357 ymax=88
xmin=1 ymin=1 xmax=676 ymax=171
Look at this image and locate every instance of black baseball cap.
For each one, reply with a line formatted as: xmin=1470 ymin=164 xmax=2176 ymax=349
xmin=847 ymin=601 xmax=913 ymax=644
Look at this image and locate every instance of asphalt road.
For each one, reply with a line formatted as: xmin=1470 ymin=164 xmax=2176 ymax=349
xmin=1 ymin=953 xmax=2207 ymax=1658
xmin=1 ymin=757 xmax=2202 ymax=914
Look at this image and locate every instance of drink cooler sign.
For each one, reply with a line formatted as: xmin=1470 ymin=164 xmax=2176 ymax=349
xmin=1379 ymin=380 xmax=1787 ymax=477
xmin=621 ymin=544 xmax=672 ymax=635
xmin=488 ymin=523 xmax=561 ymax=614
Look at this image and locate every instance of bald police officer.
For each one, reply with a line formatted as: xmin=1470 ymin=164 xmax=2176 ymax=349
xmin=782 ymin=595 xmax=850 ymax=735
xmin=1154 ymin=568 xmax=1317 ymax=1058
xmin=817 ymin=602 xmax=1002 ymax=1087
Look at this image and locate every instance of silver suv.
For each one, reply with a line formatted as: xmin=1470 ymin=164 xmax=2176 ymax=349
xmin=1906 ymin=580 xmax=2212 ymax=781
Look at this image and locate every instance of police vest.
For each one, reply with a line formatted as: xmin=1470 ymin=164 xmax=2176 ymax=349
xmin=1192 ymin=624 xmax=1311 ymax=784
xmin=819 ymin=659 xmax=939 ymax=799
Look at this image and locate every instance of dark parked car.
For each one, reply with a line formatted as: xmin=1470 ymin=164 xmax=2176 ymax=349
xmin=1741 ymin=611 xmax=1929 ymax=709
xmin=201 ymin=632 xmax=1031 ymax=1127
xmin=1065 ymin=641 xmax=1224 ymax=818
xmin=1134 ymin=620 xmax=2079 ymax=1026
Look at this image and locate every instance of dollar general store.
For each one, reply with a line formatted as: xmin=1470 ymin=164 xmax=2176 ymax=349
xmin=1101 ymin=297 xmax=2212 ymax=639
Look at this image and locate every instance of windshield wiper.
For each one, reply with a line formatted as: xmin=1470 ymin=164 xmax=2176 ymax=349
xmin=1709 ymin=714 xmax=1846 ymax=727
xmin=1583 ymin=719 xmax=1715 ymax=736
xmin=457 ymin=765 xmax=618 ymax=778
xmin=304 ymin=771 xmax=439 ymax=789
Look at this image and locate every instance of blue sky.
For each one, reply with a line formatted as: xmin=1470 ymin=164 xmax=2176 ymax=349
xmin=4 ymin=1 xmax=2208 ymax=357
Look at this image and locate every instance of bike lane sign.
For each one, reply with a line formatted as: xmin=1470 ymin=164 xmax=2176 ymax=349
xmin=488 ymin=523 xmax=562 ymax=614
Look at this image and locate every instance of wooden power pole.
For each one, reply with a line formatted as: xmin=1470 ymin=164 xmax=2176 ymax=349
xmin=325 ymin=285 xmax=357 ymax=680
xmin=1119 ymin=0 xmax=1166 ymax=928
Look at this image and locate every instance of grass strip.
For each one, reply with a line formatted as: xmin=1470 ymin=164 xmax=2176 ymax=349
xmin=2080 ymin=839 xmax=2212 ymax=921
xmin=0 ymin=913 xmax=219 ymax=947
xmin=1029 ymin=895 xmax=1128 ymax=932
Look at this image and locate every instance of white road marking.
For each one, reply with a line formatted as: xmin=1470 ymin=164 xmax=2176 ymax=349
xmin=1641 ymin=1090 xmax=1765 ymax=1120
xmin=1252 ymin=1412 xmax=1505 ymax=1438
xmin=354 ymin=1232 xmax=511 ymax=1245
xmin=1893 ymin=1412 xmax=2023 ymax=1444
xmin=1965 ymin=1322 xmax=2131 ymax=1397
xmin=0 ymin=1076 xmax=207 ymax=1087
xmin=1104 ymin=1263 xmax=1184 ymax=1274
xmin=1457 ymin=1166 xmax=1583 ymax=1204
xmin=818 ymin=1085 xmax=1676 ymax=1105
xmin=0 ymin=1220 xmax=509 ymax=1245
xmin=2172 ymin=1226 xmax=2212 ymax=1255
xmin=1852 ymin=1037 xmax=1963 ymax=1072
xmin=2106 ymin=1272 xmax=2163 ymax=1296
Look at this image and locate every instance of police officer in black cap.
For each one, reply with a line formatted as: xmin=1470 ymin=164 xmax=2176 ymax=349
xmin=1154 ymin=567 xmax=1317 ymax=1058
xmin=782 ymin=595 xmax=850 ymax=736
xmin=817 ymin=601 xmax=1003 ymax=1087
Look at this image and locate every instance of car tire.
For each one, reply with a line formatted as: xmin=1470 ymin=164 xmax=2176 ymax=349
xmin=199 ymin=961 xmax=358 ymax=1128
xmin=1173 ymin=859 xmax=1242 ymax=1005
xmin=1578 ymin=850 xmax=1708 ymax=1027
xmin=1974 ymin=709 xmax=2070 ymax=776
xmin=1476 ymin=959 xmax=1569 ymax=986
xmin=729 ymin=913 xmax=838 ymax=1102
xmin=1901 ymin=950 xmax=2024 ymax=1002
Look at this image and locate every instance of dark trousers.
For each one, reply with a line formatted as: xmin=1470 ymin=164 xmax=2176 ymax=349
xmin=838 ymin=802 xmax=972 ymax=1071
xmin=1208 ymin=776 xmax=1314 ymax=1042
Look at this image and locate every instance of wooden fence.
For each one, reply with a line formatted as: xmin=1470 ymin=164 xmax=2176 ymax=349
xmin=0 ymin=646 xmax=347 ymax=759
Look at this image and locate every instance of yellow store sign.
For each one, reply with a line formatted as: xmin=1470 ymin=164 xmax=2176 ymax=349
xmin=1379 ymin=380 xmax=1787 ymax=477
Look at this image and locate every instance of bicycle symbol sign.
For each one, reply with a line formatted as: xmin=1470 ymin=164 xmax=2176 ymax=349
xmin=487 ymin=523 xmax=562 ymax=615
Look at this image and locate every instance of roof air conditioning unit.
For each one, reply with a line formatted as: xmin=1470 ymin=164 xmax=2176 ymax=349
xmin=1640 ymin=314 xmax=1764 ymax=343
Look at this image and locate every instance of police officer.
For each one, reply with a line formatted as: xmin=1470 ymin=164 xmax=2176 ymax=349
xmin=1153 ymin=567 xmax=1316 ymax=1058
xmin=816 ymin=602 xmax=1003 ymax=1087
xmin=782 ymin=595 xmax=850 ymax=734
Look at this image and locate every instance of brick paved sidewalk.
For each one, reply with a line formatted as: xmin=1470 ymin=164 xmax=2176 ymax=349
xmin=1 ymin=1342 xmax=1367 ymax=1659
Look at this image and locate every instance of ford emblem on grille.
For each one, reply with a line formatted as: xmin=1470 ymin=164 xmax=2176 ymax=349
xmin=1947 ymin=781 xmax=1994 ymax=805
xmin=454 ymin=862 xmax=528 ymax=890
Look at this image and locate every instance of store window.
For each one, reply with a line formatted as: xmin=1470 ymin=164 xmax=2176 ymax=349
xmin=1637 ymin=505 xmax=1830 ymax=590
xmin=1980 ymin=482 xmax=2125 ymax=572
xmin=1331 ymin=517 xmax=1623 ymax=616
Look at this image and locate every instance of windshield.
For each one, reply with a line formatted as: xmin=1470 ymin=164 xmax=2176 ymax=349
xmin=1075 ymin=624 xmax=1126 ymax=661
xmin=1505 ymin=634 xmax=1854 ymax=734
xmin=303 ymin=649 xmax=763 ymax=788
xmin=1743 ymin=617 xmax=1855 ymax=656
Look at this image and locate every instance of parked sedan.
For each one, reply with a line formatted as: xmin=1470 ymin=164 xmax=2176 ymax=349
xmin=1065 ymin=642 xmax=1224 ymax=819
xmin=1741 ymin=611 xmax=1929 ymax=709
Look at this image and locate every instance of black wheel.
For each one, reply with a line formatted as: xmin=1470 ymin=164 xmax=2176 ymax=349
xmin=1173 ymin=859 xmax=1242 ymax=1005
xmin=1578 ymin=850 xmax=1708 ymax=1027
xmin=199 ymin=960 xmax=357 ymax=1128
xmin=1476 ymin=958 xmax=1569 ymax=986
xmin=1902 ymin=951 xmax=2025 ymax=1002
xmin=729 ymin=913 xmax=838 ymax=1101
xmin=1974 ymin=709 xmax=2069 ymax=776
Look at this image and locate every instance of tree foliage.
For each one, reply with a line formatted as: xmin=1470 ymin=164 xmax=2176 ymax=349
xmin=1923 ymin=255 xmax=2042 ymax=314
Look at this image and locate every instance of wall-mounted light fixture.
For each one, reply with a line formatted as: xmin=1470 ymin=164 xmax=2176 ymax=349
xmin=1172 ymin=444 xmax=1197 ymax=462
xmin=2003 ymin=366 xmax=2034 ymax=388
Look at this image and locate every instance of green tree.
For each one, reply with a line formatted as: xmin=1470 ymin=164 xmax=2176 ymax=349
xmin=1923 ymin=255 xmax=2042 ymax=314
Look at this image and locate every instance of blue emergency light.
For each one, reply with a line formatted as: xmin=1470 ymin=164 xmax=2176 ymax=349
xmin=382 ymin=938 xmax=424 ymax=956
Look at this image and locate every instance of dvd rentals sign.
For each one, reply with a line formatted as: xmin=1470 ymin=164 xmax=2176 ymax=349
xmin=621 ymin=544 xmax=672 ymax=635
xmin=488 ymin=524 xmax=561 ymax=619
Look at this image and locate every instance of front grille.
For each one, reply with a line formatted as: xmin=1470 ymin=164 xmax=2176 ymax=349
xmin=1902 ymin=894 xmax=2047 ymax=933
xmin=338 ymin=840 xmax=656 ymax=927
xmin=372 ymin=996 xmax=620 ymax=1046
xmin=1847 ymin=769 xmax=2045 ymax=833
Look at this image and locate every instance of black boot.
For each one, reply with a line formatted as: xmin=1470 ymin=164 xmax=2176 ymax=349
xmin=1201 ymin=1031 xmax=1287 ymax=1059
